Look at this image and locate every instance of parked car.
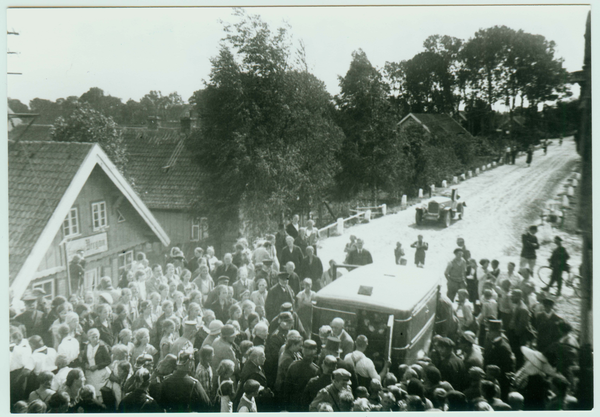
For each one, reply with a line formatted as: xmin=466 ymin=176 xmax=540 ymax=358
xmin=312 ymin=263 xmax=441 ymax=368
xmin=415 ymin=188 xmax=465 ymax=227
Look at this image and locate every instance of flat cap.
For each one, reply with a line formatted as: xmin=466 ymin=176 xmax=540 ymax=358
xmin=332 ymin=368 xmax=352 ymax=380
xmin=280 ymin=302 xmax=293 ymax=312
xmin=277 ymin=272 xmax=290 ymax=280
xmin=279 ymin=312 xmax=293 ymax=322
xmin=303 ymin=339 xmax=318 ymax=349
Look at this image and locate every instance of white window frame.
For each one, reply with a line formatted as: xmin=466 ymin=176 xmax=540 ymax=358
xmin=84 ymin=268 xmax=99 ymax=292
xmin=191 ymin=217 xmax=200 ymax=241
xmin=32 ymin=278 xmax=55 ymax=302
xmin=118 ymin=250 xmax=134 ymax=274
xmin=62 ymin=207 xmax=80 ymax=237
xmin=91 ymin=201 xmax=108 ymax=231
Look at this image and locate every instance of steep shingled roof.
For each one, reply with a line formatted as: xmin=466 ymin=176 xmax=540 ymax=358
xmin=7 ymin=123 xmax=52 ymax=142
xmin=399 ymin=113 xmax=474 ymax=138
xmin=121 ymin=127 xmax=203 ymax=211
xmin=8 ymin=141 xmax=93 ymax=283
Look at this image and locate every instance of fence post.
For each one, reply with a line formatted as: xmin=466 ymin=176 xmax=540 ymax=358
xmin=401 ymin=195 xmax=407 ymax=210
xmin=452 ymin=176 xmax=458 ymax=184
xmin=492 ymin=161 xmax=496 ymax=167
xmin=467 ymin=170 xmax=472 ymax=178
xmin=441 ymin=180 xmax=447 ymax=188
xmin=430 ymin=184 xmax=435 ymax=198
xmin=337 ymin=217 xmax=344 ymax=235
xmin=365 ymin=210 xmax=372 ymax=221
xmin=418 ymin=188 xmax=423 ymax=199
xmin=460 ymin=174 xmax=466 ymax=181
xmin=562 ymin=195 xmax=570 ymax=208
xmin=381 ymin=204 xmax=387 ymax=216
xmin=475 ymin=168 xmax=480 ymax=175
xmin=481 ymin=165 xmax=486 ymax=171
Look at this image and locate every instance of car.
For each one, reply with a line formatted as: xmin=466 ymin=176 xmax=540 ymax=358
xmin=415 ymin=188 xmax=465 ymax=227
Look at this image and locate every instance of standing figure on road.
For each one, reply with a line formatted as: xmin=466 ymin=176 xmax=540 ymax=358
xmin=411 ymin=235 xmax=428 ymax=267
xmin=394 ymin=242 xmax=406 ymax=265
xmin=526 ymin=145 xmax=534 ymax=167
xmin=543 ymin=140 xmax=548 ymax=155
xmin=445 ymin=248 xmax=467 ymax=302
xmin=520 ymin=225 xmax=540 ymax=271
xmin=456 ymin=237 xmax=471 ymax=262
xmin=543 ymin=236 xmax=570 ymax=296
xmin=346 ymin=238 xmax=373 ymax=266
xmin=511 ymin=144 xmax=518 ymax=164
xmin=505 ymin=145 xmax=512 ymax=164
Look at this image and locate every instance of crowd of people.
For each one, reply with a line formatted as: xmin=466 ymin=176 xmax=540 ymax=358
xmin=8 ymin=214 xmax=585 ymax=412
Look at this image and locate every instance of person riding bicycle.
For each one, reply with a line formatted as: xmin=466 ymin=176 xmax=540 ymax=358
xmin=542 ymin=236 xmax=570 ymax=296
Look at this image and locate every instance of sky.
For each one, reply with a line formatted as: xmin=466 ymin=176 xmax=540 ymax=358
xmin=6 ymin=3 xmax=591 ymax=107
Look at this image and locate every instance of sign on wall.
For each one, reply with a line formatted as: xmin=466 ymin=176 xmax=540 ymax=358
xmin=66 ymin=232 xmax=108 ymax=260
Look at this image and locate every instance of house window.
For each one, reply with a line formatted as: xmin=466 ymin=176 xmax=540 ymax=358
xmin=32 ymin=279 xmax=55 ymax=302
xmin=191 ymin=218 xmax=200 ymax=241
xmin=91 ymin=201 xmax=107 ymax=231
xmin=118 ymin=250 xmax=134 ymax=274
xmin=62 ymin=208 xmax=79 ymax=237
xmin=84 ymin=268 xmax=98 ymax=292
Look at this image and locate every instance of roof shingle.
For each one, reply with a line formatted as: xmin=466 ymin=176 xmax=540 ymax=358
xmin=8 ymin=141 xmax=93 ymax=284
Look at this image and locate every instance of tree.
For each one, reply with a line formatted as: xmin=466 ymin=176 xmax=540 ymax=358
xmin=336 ymin=49 xmax=404 ymax=202
xmin=191 ymin=9 xmax=343 ymax=238
xmin=8 ymin=98 xmax=29 ymax=113
xmin=80 ymin=87 xmax=124 ymax=122
xmin=50 ymin=103 xmax=127 ymax=173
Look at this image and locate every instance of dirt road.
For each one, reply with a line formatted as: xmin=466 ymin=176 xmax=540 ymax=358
xmin=318 ymin=137 xmax=581 ymax=307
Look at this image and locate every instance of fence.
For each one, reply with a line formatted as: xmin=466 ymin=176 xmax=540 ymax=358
xmin=318 ymin=204 xmax=387 ymax=238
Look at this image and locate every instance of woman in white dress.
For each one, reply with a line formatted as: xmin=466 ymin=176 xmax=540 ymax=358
xmin=80 ymin=328 xmax=111 ymax=397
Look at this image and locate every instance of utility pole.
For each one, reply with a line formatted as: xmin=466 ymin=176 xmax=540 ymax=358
xmin=7 ymin=29 xmax=21 ymax=75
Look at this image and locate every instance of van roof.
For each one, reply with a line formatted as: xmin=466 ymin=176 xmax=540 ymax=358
xmin=316 ymin=263 xmax=441 ymax=312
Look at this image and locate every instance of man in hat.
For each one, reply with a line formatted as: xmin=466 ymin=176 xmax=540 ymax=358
xmin=507 ymin=289 xmax=532 ymax=368
xmin=284 ymin=339 xmax=320 ymax=411
xmin=309 ymin=368 xmax=352 ymax=411
xmin=318 ymin=336 xmax=342 ymax=365
xmin=434 ymin=337 xmax=467 ymax=392
xmin=532 ymin=295 xmax=561 ymax=354
xmin=171 ymin=321 xmax=199 ymax=356
xmin=343 ymin=335 xmax=391 ymax=388
xmin=215 ymin=253 xmax=239 ymax=284
xmin=15 ymin=292 xmax=45 ymax=338
xmin=158 ymin=345 xmax=211 ymax=412
xmin=483 ymin=319 xmax=515 ymax=401
xmin=201 ymin=319 xmax=223 ymax=348
xmin=458 ymin=331 xmax=483 ymax=369
xmin=268 ymin=302 xmax=307 ymax=339
xmin=456 ymin=237 xmax=471 ymax=262
xmin=445 ymin=248 xmax=467 ymax=302
xmin=187 ymin=247 xmax=205 ymax=276
xmin=331 ymin=317 xmax=354 ymax=358
xmin=274 ymin=330 xmax=303 ymax=400
xmin=207 ymin=284 xmax=232 ymax=323
xmin=280 ymin=236 xmax=304 ymax=272
xmin=304 ymin=355 xmax=337 ymax=406
xmin=264 ymin=312 xmax=294 ymax=388
xmin=346 ymin=238 xmax=373 ymax=266
xmin=211 ymin=324 xmax=240 ymax=373
xmin=543 ymin=236 xmax=570 ymax=296
xmin=520 ymin=225 xmax=540 ymax=271
xmin=264 ymin=272 xmax=295 ymax=322
xmin=69 ymin=249 xmax=86 ymax=296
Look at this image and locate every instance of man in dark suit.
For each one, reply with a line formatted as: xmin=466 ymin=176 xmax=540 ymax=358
xmin=520 ymin=225 xmax=539 ymax=271
xmin=507 ymin=289 xmax=532 ymax=368
xmin=235 ymin=346 xmax=275 ymax=411
xmin=280 ymin=236 xmax=304 ymax=272
xmin=215 ymin=253 xmax=238 ymax=283
xmin=286 ymin=214 xmax=300 ymax=239
xmin=346 ymin=238 xmax=373 ymax=266
xmin=264 ymin=274 xmax=295 ymax=322
xmin=232 ymin=267 xmax=255 ymax=300
xmin=15 ymin=293 xmax=45 ymax=339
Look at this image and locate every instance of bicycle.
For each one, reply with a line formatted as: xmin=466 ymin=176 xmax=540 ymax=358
xmin=537 ymin=265 xmax=581 ymax=303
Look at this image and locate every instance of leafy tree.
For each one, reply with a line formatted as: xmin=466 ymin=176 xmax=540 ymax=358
xmin=79 ymin=87 xmax=124 ymax=122
xmin=191 ymin=9 xmax=343 ymax=238
xmin=336 ymin=49 xmax=405 ymax=202
xmin=29 ymin=98 xmax=63 ymax=124
xmin=50 ymin=103 xmax=128 ymax=173
xmin=8 ymin=98 xmax=29 ymax=113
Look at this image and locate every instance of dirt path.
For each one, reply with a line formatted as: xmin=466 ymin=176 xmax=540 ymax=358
xmin=318 ymin=138 xmax=581 ymax=317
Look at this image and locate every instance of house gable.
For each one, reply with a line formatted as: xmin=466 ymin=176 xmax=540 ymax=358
xmin=398 ymin=113 xmax=474 ymax=139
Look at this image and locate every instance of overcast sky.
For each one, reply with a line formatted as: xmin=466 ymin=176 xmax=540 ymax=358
xmin=6 ymin=3 xmax=590 ymax=107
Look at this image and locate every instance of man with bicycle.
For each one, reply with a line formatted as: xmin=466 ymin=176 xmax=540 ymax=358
xmin=542 ymin=236 xmax=570 ymax=296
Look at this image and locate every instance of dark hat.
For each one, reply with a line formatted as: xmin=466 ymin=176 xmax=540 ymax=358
xmin=510 ymin=289 xmax=523 ymax=298
xmin=22 ymin=292 xmax=37 ymax=301
xmin=221 ymin=324 xmax=239 ymax=338
xmin=217 ymin=276 xmax=230 ymax=284
xmin=436 ymin=337 xmax=454 ymax=349
xmin=461 ymin=331 xmax=477 ymax=345
xmin=135 ymin=353 xmax=154 ymax=367
xmin=332 ymin=368 xmax=352 ymax=380
xmin=554 ymin=236 xmax=563 ymax=242
xmin=468 ymin=366 xmax=485 ymax=379
xmin=279 ymin=312 xmax=294 ymax=322
xmin=303 ymin=339 xmax=318 ymax=350
xmin=277 ymin=272 xmax=290 ymax=280
xmin=488 ymin=319 xmax=503 ymax=332
xmin=325 ymin=336 xmax=342 ymax=352
xmin=280 ymin=302 xmax=293 ymax=312
xmin=453 ymin=248 xmax=464 ymax=255
xmin=541 ymin=297 xmax=556 ymax=306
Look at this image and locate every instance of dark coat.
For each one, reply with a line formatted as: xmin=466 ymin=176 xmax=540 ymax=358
xmin=214 ymin=263 xmax=238 ymax=283
xmin=264 ymin=284 xmax=295 ymax=322
xmin=286 ymin=223 xmax=299 ymax=239
xmin=346 ymin=248 xmax=373 ymax=266
xmin=299 ymin=256 xmax=324 ymax=283
xmin=158 ymin=370 xmax=211 ymax=412
xmin=14 ymin=309 xmax=44 ymax=339
xmin=119 ymin=387 xmax=163 ymax=413
xmin=285 ymin=358 xmax=320 ymax=411
xmin=520 ymin=233 xmax=539 ymax=260
xmin=304 ymin=373 xmax=332 ymax=407
xmin=207 ymin=299 xmax=232 ymax=323
xmin=280 ymin=246 xmax=304 ymax=271
xmin=93 ymin=318 xmax=114 ymax=347
xmin=437 ymin=352 xmax=467 ymax=392
xmin=79 ymin=340 xmax=112 ymax=370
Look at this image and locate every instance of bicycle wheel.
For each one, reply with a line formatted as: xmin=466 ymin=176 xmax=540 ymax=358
xmin=537 ymin=266 xmax=553 ymax=287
